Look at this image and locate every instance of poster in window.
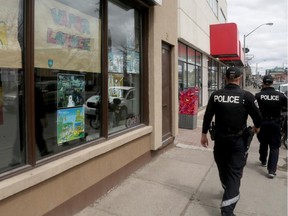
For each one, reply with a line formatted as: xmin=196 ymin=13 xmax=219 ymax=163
xmin=35 ymin=0 xmax=101 ymax=73
xmin=108 ymin=49 xmax=123 ymax=73
xmin=127 ymin=51 xmax=139 ymax=74
xmin=57 ymin=107 xmax=85 ymax=145
xmin=0 ymin=0 xmax=22 ymax=68
xmin=57 ymin=74 xmax=85 ymax=109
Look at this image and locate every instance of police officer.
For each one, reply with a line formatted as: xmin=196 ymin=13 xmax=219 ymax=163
xmin=201 ymin=66 xmax=262 ymax=216
xmin=255 ymin=75 xmax=287 ymax=178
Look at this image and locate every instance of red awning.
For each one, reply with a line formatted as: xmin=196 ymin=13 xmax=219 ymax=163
xmin=210 ymin=23 xmax=244 ymax=66
xmin=219 ymin=41 xmax=244 ymax=66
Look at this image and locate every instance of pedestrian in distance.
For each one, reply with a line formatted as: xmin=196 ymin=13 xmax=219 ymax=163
xmin=200 ymin=66 xmax=262 ymax=216
xmin=255 ymin=75 xmax=287 ymax=178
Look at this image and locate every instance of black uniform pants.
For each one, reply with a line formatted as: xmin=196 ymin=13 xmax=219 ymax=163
xmin=214 ymin=135 xmax=246 ymax=215
xmin=257 ymin=119 xmax=281 ymax=173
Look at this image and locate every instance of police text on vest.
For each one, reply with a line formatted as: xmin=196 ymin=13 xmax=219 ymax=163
xmin=260 ymin=95 xmax=279 ymax=101
xmin=214 ymin=95 xmax=240 ymax=103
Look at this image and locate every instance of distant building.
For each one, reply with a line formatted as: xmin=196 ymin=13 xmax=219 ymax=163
xmin=266 ymin=67 xmax=288 ymax=82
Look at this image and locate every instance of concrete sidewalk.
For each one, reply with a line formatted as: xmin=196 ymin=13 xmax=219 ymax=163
xmin=75 ymin=87 xmax=287 ymax=216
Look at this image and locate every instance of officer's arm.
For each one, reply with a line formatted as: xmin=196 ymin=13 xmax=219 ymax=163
xmin=201 ymin=133 xmax=209 ymax=148
xmin=202 ymin=94 xmax=215 ymax=134
xmin=201 ymin=94 xmax=215 ymax=148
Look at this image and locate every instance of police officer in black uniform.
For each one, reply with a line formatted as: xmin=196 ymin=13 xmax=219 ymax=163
xmin=255 ymin=75 xmax=287 ymax=178
xmin=201 ymin=66 xmax=262 ymax=216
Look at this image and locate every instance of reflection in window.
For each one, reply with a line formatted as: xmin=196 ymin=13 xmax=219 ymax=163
xmin=187 ymin=48 xmax=195 ymax=64
xmin=34 ymin=0 xmax=102 ymax=158
xmin=0 ymin=0 xmax=25 ymax=172
xmin=178 ymin=43 xmax=186 ymax=62
xmin=208 ymin=58 xmax=219 ymax=97
xmin=108 ymin=0 xmax=141 ymax=134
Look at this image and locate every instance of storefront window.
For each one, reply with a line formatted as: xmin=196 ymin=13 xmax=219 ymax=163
xmin=178 ymin=42 xmax=202 ymax=107
xmin=34 ymin=0 xmax=102 ymax=157
xmin=0 ymin=0 xmax=25 ymax=171
xmin=195 ymin=51 xmax=201 ymax=66
xmin=0 ymin=0 xmax=145 ymax=174
xmin=178 ymin=63 xmax=184 ymax=92
xmin=178 ymin=42 xmax=186 ymax=62
xmin=208 ymin=58 xmax=219 ymax=97
xmin=187 ymin=64 xmax=195 ymax=87
xmin=108 ymin=0 xmax=141 ymax=134
xmin=187 ymin=48 xmax=195 ymax=64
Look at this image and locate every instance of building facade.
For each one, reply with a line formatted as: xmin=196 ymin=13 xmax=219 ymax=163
xmin=0 ymin=0 xmax=232 ymax=215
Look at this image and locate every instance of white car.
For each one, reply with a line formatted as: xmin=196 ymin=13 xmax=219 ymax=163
xmin=84 ymin=86 xmax=135 ymax=119
xmin=83 ymin=95 xmax=101 ymax=117
xmin=278 ymin=83 xmax=288 ymax=96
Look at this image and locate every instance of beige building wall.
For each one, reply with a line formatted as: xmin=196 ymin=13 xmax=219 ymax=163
xmin=148 ymin=0 xmax=178 ymax=150
xmin=0 ymin=128 xmax=152 ymax=215
xmin=0 ymin=1 xmax=179 ymax=214
xmin=178 ymin=0 xmax=227 ymax=106
xmin=0 ymin=1 xmax=228 ymax=214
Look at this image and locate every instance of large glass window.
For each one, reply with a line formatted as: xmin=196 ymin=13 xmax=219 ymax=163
xmin=0 ymin=0 xmax=25 ymax=171
xmin=187 ymin=47 xmax=195 ymax=64
xmin=34 ymin=0 xmax=102 ymax=157
xmin=178 ymin=43 xmax=186 ymax=62
xmin=108 ymin=0 xmax=141 ymax=134
xmin=0 ymin=0 xmax=144 ymax=175
xmin=208 ymin=59 xmax=218 ymax=97
xmin=178 ymin=42 xmax=202 ymax=107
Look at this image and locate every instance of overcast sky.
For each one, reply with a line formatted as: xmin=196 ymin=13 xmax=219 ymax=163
xmin=227 ymin=0 xmax=288 ymax=74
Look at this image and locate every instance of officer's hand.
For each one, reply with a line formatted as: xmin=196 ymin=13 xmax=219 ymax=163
xmin=201 ymin=133 xmax=209 ymax=148
xmin=253 ymin=127 xmax=260 ymax=134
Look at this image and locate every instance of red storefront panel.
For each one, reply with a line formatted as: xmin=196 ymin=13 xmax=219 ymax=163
xmin=210 ymin=23 xmax=239 ymax=58
xmin=220 ymin=41 xmax=244 ymax=66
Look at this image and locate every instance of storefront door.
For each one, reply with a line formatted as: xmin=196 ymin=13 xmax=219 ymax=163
xmin=162 ymin=42 xmax=172 ymax=144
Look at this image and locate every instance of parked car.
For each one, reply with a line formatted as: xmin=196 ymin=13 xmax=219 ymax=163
xmin=83 ymin=95 xmax=101 ymax=118
xmin=278 ymin=83 xmax=288 ymax=97
xmin=273 ymin=81 xmax=285 ymax=92
xmin=84 ymin=86 xmax=135 ymax=120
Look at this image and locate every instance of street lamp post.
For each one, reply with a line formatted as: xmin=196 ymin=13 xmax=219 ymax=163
xmin=243 ymin=23 xmax=273 ymax=87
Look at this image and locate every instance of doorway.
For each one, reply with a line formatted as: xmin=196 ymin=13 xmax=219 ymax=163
xmin=162 ymin=42 xmax=173 ymax=145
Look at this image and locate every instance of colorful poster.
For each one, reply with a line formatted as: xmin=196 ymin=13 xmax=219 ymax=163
xmin=35 ymin=0 xmax=101 ymax=72
xmin=57 ymin=107 xmax=85 ymax=145
xmin=57 ymin=74 xmax=85 ymax=108
xmin=0 ymin=0 xmax=22 ymax=68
